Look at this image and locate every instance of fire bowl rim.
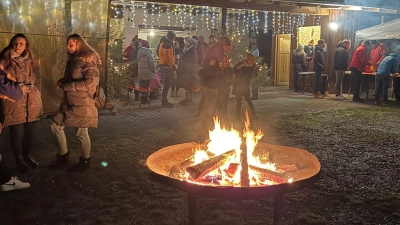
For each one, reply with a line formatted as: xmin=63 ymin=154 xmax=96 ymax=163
xmin=146 ymin=142 xmax=321 ymax=200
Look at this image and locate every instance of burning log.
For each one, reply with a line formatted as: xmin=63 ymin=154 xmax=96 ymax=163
xmin=169 ymin=158 xmax=195 ymax=178
xmin=249 ymin=165 xmax=289 ymax=184
xmin=240 ymin=143 xmax=250 ymax=187
xmin=275 ymin=163 xmax=300 ymax=172
xmin=186 ymin=150 xmax=235 ymax=180
xmin=225 ymin=163 xmax=240 ymax=177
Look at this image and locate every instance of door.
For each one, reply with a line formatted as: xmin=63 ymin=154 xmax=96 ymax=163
xmin=275 ymin=34 xmax=291 ymax=85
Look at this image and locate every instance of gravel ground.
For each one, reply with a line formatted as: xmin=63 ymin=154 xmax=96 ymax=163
xmin=0 ymin=105 xmax=399 ymax=225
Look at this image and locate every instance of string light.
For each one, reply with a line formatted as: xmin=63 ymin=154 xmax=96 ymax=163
xmin=151 ymin=3 xmax=154 ymax=28
xmin=167 ymin=5 xmax=170 ymax=26
xmin=143 ymin=2 xmax=147 ymax=28
xmin=264 ymin=11 xmax=268 ymax=33
xmin=272 ymin=11 xmax=276 ymax=36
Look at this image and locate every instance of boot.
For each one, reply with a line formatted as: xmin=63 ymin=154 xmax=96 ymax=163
xmin=179 ymin=91 xmax=194 ymax=106
xmin=314 ymin=91 xmax=324 ymax=99
xmin=68 ymin=156 xmax=91 ymax=173
xmin=47 ymin=152 xmax=70 ymax=170
xmin=16 ymin=159 xmax=30 ymax=173
xmin=22 ymin=148 xmax=38 ymax=168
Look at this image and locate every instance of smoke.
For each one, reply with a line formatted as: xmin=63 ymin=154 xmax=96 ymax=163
xmin=345 ymin=0 xmax=400 ymax=9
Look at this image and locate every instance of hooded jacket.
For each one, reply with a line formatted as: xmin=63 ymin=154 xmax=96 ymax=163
xmin=0 ymin=50 xmax=42 ymax=127
xmin=52 ymin=53 xmax=100 ymax=128
xmin=350 ymin=44 xmax=369 ymax=72
xmin=292 ymin=48 xmax=307 ymax=71
xmin=158 ymin=38 xmax=175 ymax=67
xmin=137 ymin=47 xmax=155 ymax=80
xmin=334 ymin=42 xmax=349 ymax=70
xmin=370 ymin=43 xmax=389 ymax=69
xmin=313 ymin=46 xmax=324 ymax=72
xmin=376 ymin=53 xmax=399 ymax=76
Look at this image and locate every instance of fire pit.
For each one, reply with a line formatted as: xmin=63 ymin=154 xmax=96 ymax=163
xmin=147 ymin=116 xmax=320 ymax=225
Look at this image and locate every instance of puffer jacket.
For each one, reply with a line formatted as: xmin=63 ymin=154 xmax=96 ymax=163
xmin=0 ymin=52 xmax=42 ymax=127
xmin=350 ymin=44 xmax=368 ymax=72
xmin=177 ymin=45 xmax=198 ymax=89
xmin=292 ymin=49 xmax=307 ymax=71
xmin=52 ymin=54 xmax=99 ymax=128
xmin=137 ymin=47 xmax=155 ymax=80
xmin=376 ymin=53 xmax=399 ymax=76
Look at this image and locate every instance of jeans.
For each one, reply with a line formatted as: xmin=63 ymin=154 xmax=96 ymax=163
xmin=293 ymin=70 xmax=303 ymax=91
xmin=9 ymin=121 xmax=37 ymax=160
xmin=375 ymin=75 xmax=390 ymax=102
xmin=0 ymin=137 xmax=11 ymax=185
xmin=350 ymin=67 xmax=362 ymax=98
xmin=314 ymin=71 xmax=322 ymax=94
xmin=161 ymin=67 xmax=174 ymax=103
xmin=50 ymin=123 xmax=91 ymax=158
xmin=335 ymin=70 xmax=345 ymax=96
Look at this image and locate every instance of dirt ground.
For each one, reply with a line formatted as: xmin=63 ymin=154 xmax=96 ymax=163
xmin=0 ymin=92 xmax=399 ymax=225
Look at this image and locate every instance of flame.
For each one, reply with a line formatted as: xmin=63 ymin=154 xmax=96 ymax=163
xmin=183 ymin=110 xmax=293 ymax=187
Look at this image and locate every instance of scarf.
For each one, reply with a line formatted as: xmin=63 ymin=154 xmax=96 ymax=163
xmin=11 ymin=49 xmax=30 ymax=71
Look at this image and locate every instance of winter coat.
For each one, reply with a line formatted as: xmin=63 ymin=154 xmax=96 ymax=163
xmin=201 ymin=44 xmax=232 ymax=89
xmin=376 ymin=53 xmax=399 ymax=76
xmin=292 ymin=49 xmax=307 ymax=71
xmin=158 ymin=39 xmax=175 ymax=67
xmin=52 ymin=54 xmax=100 ymax=128
xmin=232 ymin=62 xmax=255 ymax=96
xmin=333 ymin=43 xmax=349 ymax=70
xmin=370 ymin=43 xmax=389 ymax=69
xmin=350 ymin=45 xmax=368 ymax=72
xmin=137 ymin=47 xmax=155 ymax=80
xmin=313 ymin=46 xmax=324 ymax=72
xmin=177 ymin=45 xmax=198 ymax=90
xmin=0 ymin=50 xmax=42 ymax=127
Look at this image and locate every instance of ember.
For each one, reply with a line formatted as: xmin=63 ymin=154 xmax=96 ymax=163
xmin=169 ymin=111 xmax=295 ymax=187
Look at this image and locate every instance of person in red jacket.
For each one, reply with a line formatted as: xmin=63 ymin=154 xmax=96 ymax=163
xmin=370 ymin=40 xmax=389 ymax=69
xmin=349 ymin=40 xmax=371 ymax=102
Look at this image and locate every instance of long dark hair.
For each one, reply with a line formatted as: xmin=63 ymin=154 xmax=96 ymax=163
xmin=0 ymin=33 xmax=35 ymax=70
xmin=67 ymin=34 xmax=101 ymax=65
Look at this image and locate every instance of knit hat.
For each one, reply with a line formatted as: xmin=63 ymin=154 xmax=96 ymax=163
xmin=297 ymin=43 xmax=304 ymax=50
xmin=142 ymin=40 xmax=149 ymax=48
xmin=218 ymin=36 xmax=231 ymax=46
xmin=167 ymin=31 xmax=176 ymax=40
xmin=308 ymin=39 xmax=314 ymax=45
xmin=186 ymin=38 xmax=195 ymax=46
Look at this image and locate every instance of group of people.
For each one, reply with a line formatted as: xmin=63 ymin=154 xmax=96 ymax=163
xmin=292 ymin=38 xmax=400 ymax=104
xmin=0 ymin=33 xmax=102 ymax=191
xmin=123 ymin=31 xmax=258 ymax=141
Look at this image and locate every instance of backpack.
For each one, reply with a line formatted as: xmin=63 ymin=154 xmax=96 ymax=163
xmin=93 ymin=85 xmax=106 ymax=109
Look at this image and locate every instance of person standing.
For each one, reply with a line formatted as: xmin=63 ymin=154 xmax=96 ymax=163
xmin=233 ymin=53 xmax=256 ymax=119
xmin=374 ymin=51 xmax=399 ymax=105
xmin=370 ymin=40 xmax=389 ymax=70
xmin=350 ymin=40 xmax=370 ymax=102
xmin=198 ymin=36 xmax=209 ymax=66
xmin=49 ymin=34 xmax=101 ymax=172
xmin=313 ymin=39 xmax=326 ymax=99
xmin=0 ymin=33 xmax=42 ymax=173
xmin=0 ymin=66 xmax=30 ymax=191
xmin=137 ymin=40 xmax=156 ymax=104
xmin=123 ymin=35 xmax=138 ymax=62
xmin=158 ymin=31 xmax=176 ymax=107
xmin=333 ymin=39 xmax=351 ymax=100
xmin=177 ymin=38 xmax=198 ymax=106
xmin=291 ymin=43 xmax=307 ymax=92
xmin=198 ymin=36 xmax=232 ymax=143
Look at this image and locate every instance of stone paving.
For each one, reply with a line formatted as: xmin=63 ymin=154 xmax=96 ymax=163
xmin=89 ymin=86 xmax=371 ymax=135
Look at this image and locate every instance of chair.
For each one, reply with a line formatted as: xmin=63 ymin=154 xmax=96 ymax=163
xmin=125 ymin=84 xmax=153 ymax=108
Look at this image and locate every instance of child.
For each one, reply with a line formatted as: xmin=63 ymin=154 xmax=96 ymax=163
xmin=149 ymin=70 xmax=162 ymax=100
xmin=233 ymin=53 xmax=257 ymax=119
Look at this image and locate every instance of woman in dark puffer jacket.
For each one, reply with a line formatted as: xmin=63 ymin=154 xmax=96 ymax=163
xmin=177 ymin=38 xmax=198 ymax=105
xmin=0 ymin=33 xmax=42 ymax=173
xmin=49 ymin=34 xmax=101 ymax=172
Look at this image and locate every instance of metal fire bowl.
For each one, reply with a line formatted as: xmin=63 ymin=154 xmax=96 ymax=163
xmin=146 ymin=142 xmax=321 ymax=200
